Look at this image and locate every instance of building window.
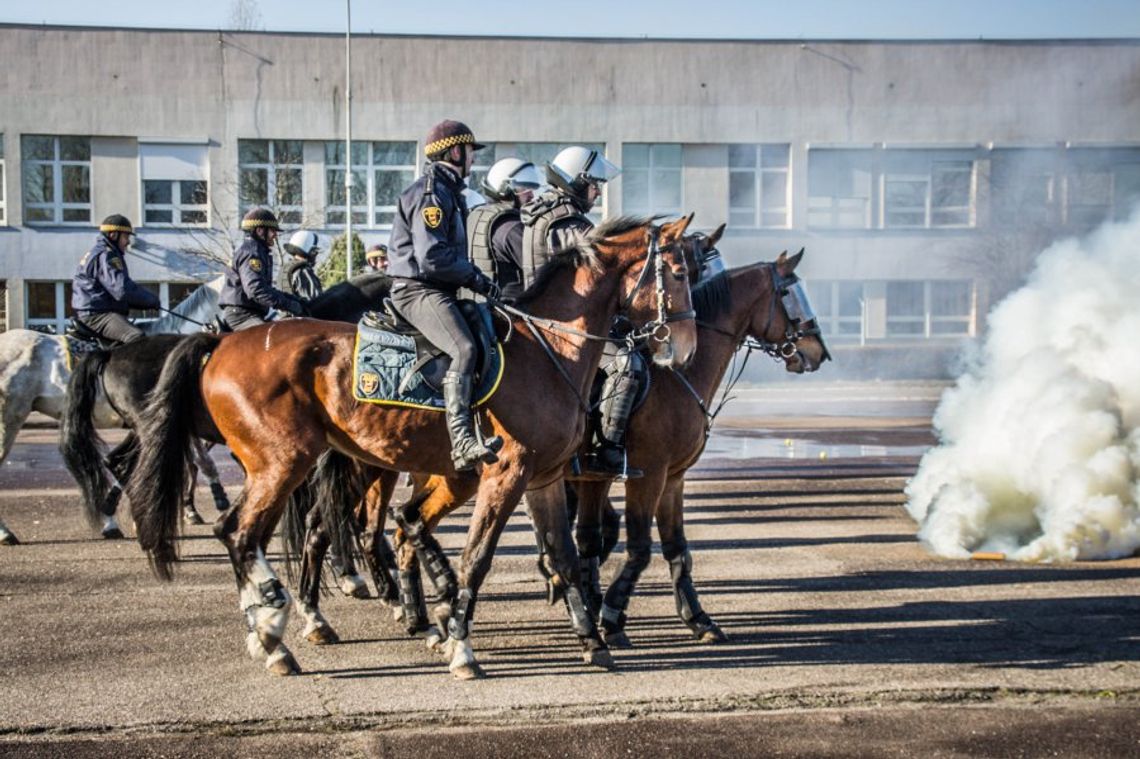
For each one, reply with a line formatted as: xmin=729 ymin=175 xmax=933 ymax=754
xmin=882 ymin=151 xmax=975 ymax=229
xmin=22 ymin=136 xmax=92 ymax=225
xmin=990 ymin=149 xmax=1061 ymax=228
xmin=239 ymin=140 xmax=303 ymax=224
xmin=807 ymin=149 xmax=872 ymax=229
xmin=623 ymin=144 xmax=682 ymax=217
xmin=1062 ymin=149 xmax=1140 ymax=228
xmin=168 ymin=281 xmax=202 ymax=308
xmin=140 ymin=143 xmax=209 ymax=227
xmin=25 ymin=281 xmax=75 ymax=334
xmin=887 ymin=280 xmax=974 ymax=339
xmin=0 ymin=135 xmax=6 ymax=224
xmin=325 ymin=141 xmax=417 ymax=228
xmin=729 ymin=144 xmax=789 ymax=228
xmin=808 ymin=280 xmax=864 ymax=340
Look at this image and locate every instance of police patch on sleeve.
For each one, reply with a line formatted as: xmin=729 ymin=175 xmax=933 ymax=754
xmin=249 ymin=258 xmax=263 ymax=272
xmin=108 ymin=256 xmax=124 ymax=271
xmin=422 ymin=206 xmax=443 ymax=229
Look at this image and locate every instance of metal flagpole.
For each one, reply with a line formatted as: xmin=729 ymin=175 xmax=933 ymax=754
xmin=344 ymin=0 xmax=354 ymax=280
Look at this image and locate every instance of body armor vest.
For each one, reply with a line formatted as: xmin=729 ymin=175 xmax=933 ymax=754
xmin=521 ymin=194 xmax=590 ymax=288
xmin=466 ymin=201 xmax=516 ymax=284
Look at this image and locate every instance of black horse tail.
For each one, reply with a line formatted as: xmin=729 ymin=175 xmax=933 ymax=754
xmin=60 ymin=349 xmax=113 ymax=527
xmin=280 ymin=469 xmax=317 ymax=587
xmin=315 ymin=450 xmax=366 ymax=570
xmin=126 ymin=333 xmax=221 ymax=581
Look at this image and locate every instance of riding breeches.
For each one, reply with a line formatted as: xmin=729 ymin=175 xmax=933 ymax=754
xmin=76 ymin=312 xmax=144 ymax=344
xmin=221 ymin=305 xmax=268 ymax=332
xmin=389 ymin=281 xmax=477 ymax=377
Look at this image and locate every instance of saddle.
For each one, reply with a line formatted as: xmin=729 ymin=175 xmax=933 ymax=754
xmin=62 ymin=319 xmax=120 ymax=370
xmin=353 ymin=299 xmax=503 ymax=410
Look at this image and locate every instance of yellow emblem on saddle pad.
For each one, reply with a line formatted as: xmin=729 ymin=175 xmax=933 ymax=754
xmin=359 ymin=371 xmax=380 ymax=395
xmin=422 ymin=206 xmax=443 ymax=229
xmin=108 ymin=256 xmax=124 ymax=271
xmin=249 ymin=258 xmax=263 ymax=272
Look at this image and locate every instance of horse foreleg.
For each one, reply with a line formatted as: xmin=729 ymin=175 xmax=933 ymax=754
xmin=570 ymin=479 xmax=611 ymax=618
xmin=657 ymin=475 xmax=725 ymax=643
xmin=0 ymin=389 xmax=36 ymax=545
xmin=359 ymin=471 xmax=400 ymax=605
xmin=525 ymin=476 xmax=613 ymax=671
xmin=293 ymin=505 xmax=340 ymax=645
xmin=190 ymin=441 xmax=230 ymax=515
xmin=599 ymin=472 xmax=666 ymax=648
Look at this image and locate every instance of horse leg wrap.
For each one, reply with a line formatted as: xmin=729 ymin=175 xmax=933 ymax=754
xmin=668 ymin=550 xmax=712 ymax=635
xmin=393 ymin=510 xmax=456 ymax=603
xmin=561 ymin=583 xmax=597 ymax=639
xmin=447 ymin=588 xmax=476 ymax=641
xmin=239 ymin=554 xmax=291 ymax=651
xmin=397 ymin=568 xmax=429 ymax=634
xmin=364 ymin=532 xmax=400 ymax=603
xmin=579 ymin=556 xmax=602 ymax=619
xmin=600 ymin=546 xmax=651 ymax=634
xmin=209 ymin=481 xmax=231 ymax=512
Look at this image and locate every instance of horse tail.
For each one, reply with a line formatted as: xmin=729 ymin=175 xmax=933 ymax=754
xmin=126 ymin=333 xmax=221 ymax=581
xmin=311 ymin=450 xmax=366 ymax=572
xmin=59 ymin=349 xmax=113 ymax=527
xmin=280 ymin=469 xmax=317 ymax=587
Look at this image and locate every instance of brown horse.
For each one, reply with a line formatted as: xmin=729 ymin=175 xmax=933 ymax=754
xmin=126 ymin=215 xmax=698 ymax=678
xmin=574 ymin=245 xmax=830 ymax=648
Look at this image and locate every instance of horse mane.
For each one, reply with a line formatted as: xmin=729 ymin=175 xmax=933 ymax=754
xmin=691 ymin=270 xmax=733 ymax=322
xmin=514 ymin=215 xmax=656 ymax=307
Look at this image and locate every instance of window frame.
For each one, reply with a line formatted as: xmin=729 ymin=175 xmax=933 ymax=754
xmin=885 ymin=280 xmax=975 ymax=339
xmin=238 ymin=139 xmax=304 ymax=225
xmin=806 ymin=148 xmax=873 ymax=230
xmin=22 ymin=135 xmax=92 ymax=226
xmin=324 ymin=140 xmax=418 ymax=229
xmin=881 ymin=151 xmax=976 ymax=230
xmin=142 ymin=179 xmax=209 ymax=227
xmin=728 ymin=143 xmax=790 ymax=229
xmin=622 ymin=143 xmax=683 ymax=217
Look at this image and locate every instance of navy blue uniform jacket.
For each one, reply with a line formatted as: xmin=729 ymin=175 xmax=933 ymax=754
xmin=71 ymin=236 xmax=161 ymax=314
xmin=219 ymin=235 xmax=298 ymax=314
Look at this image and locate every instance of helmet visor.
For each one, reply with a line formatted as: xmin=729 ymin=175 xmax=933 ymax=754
xmin=582 ymin=152 xmax=621 ymax=183
xmin=508 ymin=163 xmax=543 ymax=190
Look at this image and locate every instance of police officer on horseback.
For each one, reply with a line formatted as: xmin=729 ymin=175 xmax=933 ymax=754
xmin=219 ymin=208 xmax=307 ymax=331
xmin=71 ymin=214 xmax=161 ymax=344
xmin=283 ymin=229 xmax=323 ymax=302
xmin=520 ymin=147 xmax=641 ymax=477
xmin=387 ymin=120 xmax=503 ymax=472
xmin=467 ymin=157 xmax=543 ymax=303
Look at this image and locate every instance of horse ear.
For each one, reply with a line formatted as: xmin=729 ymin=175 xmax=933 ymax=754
xmin=777 ymin=248 xmax=804 ymax=277
xmin=708 ymin=223 xmax=726 ymax=246
xmin=659 ymin=213 xmax=694 ymax=243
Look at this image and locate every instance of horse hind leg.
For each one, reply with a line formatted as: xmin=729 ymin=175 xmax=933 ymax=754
xmin=0 ymin=389 xmax=37 ymax=545
xmin=359 ymin=472 xmax=400 ymax=606
xmin=293 ymin=506 xmax=340 ymax=645
xmin=658 ymin=479 xmax=725 ymax=644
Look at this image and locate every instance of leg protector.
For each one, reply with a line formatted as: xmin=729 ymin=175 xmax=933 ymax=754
xmin=667 ymin=549 xmax=714 ymax=635
xmin=579 ymin=555 xmax=602 ymax=619
xmin=447 ymin=588 xmax=476 ymax=641
xmin=363 ymin=531 xmax=400 ymax=603
xmin=210 ymin=481 xmax=231 ymax=512
xmin=597 ymin=347 xmax=643 ymax=447
xmin=600 ymin=543 xmax=652 ymax=635
xmin=396 ymin=567 xmax=429 ymax=635
xmin=561 ymin=583 xmax=596 ymax=639
xmin=392 ymin=508 xmax=457 ymax=604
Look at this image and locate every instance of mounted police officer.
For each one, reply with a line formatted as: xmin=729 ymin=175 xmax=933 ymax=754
xmin=365 ymin=243 xmax=388 ymax=272
xmin=283 ymin=229 xmax=323 ymax=302
xmin=467 ymin=157 xmax=542 ymax=303
xmin=71 ymin=214 xmax=161 ymax=344
xmin=387 ymin=120 xmax=503 ymax=472
xmin=519 ymin=147 xmax=640 ymax=477
xmin=219 ymin=208 xmax=307 ymax=331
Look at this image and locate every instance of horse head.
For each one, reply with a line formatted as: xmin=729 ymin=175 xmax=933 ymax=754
xmin=595 ymin=214 xmax=698 ymax=369
xmin=751 ymin=249 xmax=830 ymax=374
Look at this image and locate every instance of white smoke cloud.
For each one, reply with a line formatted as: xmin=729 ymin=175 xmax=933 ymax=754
xmin=906 ymin=211 xmax=1140 ymax=562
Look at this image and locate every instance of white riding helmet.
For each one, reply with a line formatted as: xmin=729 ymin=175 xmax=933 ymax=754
xmin=284 ymin=230 xmax=320 ymax=258
xmin=482 ymin=158 xmax=543 ymax=201
xmin=547 ymin=146 xmax=621 ymax=191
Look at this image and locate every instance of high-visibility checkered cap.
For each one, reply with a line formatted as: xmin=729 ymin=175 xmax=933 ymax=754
xmin=365 ymin=244 xmax=388 ymax=261
xmin=241 ymin=207 xmax=280 ymax=232
xmin=424 ymin=120 xmax=485 ymax=157
xmin=99 ymin=214 xmax=134 ymax=234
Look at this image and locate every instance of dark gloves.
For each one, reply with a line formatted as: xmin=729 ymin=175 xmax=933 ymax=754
xmin=283 ymin=295 xmax=308 ymax=317
xmin=471 ymin=274 xmax=502 ymax=302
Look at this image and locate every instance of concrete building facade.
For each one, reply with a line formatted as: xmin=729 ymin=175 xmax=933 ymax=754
xmin=1 ymin=26 xmax=1138 ymax=374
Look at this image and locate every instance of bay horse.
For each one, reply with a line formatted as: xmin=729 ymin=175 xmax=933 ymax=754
xmin=125 ymin=215 xmax=698 ymax=678
xmin=0 ymin=280 xmax=222 ymax=545
xmin=575 ymin=245 xmax=831 ymax=648
xmin=57 ymin=273 xmax=392 ymax=562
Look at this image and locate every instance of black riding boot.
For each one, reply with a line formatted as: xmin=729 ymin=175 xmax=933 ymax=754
xmin=443 ymin=371 xmax=502 ymax=472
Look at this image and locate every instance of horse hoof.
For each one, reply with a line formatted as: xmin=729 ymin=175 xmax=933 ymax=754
xmin=604 ymin=630 xmax=633 ymax=649
xmin=101 ymin=527 xmax=125 ymax=540
xmin=698 ymin=625 xmax=728 ymax=644
xmin=337 ymin=574 xmax=370 ymax=599
xmin=266 ymin=648 xmax=301 ymax=676
xmin=425 ymin=626 xmax=448 ymax=654
xmin=584 ymin=648 xmax=617 ymax=670
xmin=183 ymin=509 xmax=206 ymax=526
xmin=450 ymin=662 xmax=486 ymax=681
xmin=305 ymin=625 xmax=340 ymax=645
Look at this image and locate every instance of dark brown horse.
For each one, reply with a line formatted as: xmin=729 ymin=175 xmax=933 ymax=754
xmin=126 ymin=215 xmax=698 ymax=678
xmin=574 ymin=246 xmax=830 ymax=648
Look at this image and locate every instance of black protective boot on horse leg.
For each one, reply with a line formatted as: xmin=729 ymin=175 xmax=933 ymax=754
xmin=391 ymin=498 xmax=458 ymax=637
xmin=664 ymin=543 xmax=726 ymax=643
xmin=582 ymin=348 xmax=643 ymax=479
xmin=361 ymin=527 xmax=400 ymax=605
xmin=442 ymin=371 xmax=502 ymax=472
xmin=599 ymin=536 xmax=653 ymax=648
xmin=575 ymin=516 xmax=605 ymax=618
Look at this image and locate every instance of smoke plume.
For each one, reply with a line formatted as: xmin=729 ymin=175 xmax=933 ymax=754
xmin=905 ymin=211 xmax=1140 ymax=561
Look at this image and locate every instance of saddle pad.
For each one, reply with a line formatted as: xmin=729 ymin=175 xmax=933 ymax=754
xmin=351 ymin=322 xmax=504 ymax=410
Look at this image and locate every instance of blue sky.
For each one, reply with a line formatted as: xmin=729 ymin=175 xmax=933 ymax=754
xmin=2 ymin=0 xmax=1139 ymax=38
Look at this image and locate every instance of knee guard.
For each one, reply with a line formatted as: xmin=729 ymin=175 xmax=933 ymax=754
xmin=597 ymin=348 xmax=645 ymax=446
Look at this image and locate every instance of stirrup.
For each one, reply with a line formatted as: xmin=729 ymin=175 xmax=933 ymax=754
xmin=581 ymin=445 xmax=643 ymax=480
xmin=451 ymin=440 xmax=499 ymax=472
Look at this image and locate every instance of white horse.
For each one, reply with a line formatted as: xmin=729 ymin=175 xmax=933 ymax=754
xmin=0 ymin=278 xmax=225 ymax=545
